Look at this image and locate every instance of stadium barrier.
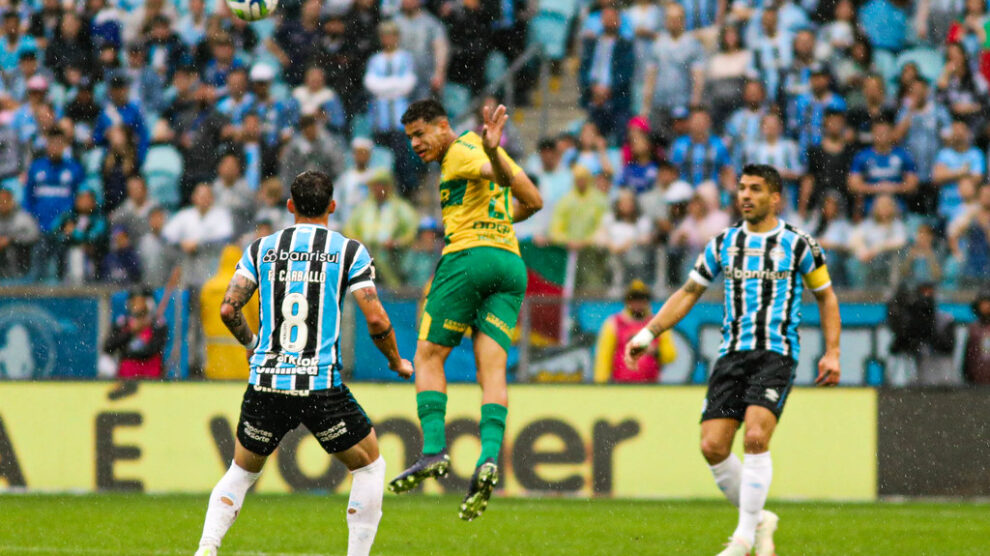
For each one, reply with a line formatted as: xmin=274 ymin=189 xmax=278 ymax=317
xmin=0 ymin=382 xmax=876 ymax=500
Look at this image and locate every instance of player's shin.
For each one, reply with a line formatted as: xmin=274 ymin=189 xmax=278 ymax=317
xmin=346 ymin=456 xmax=386 ymax=556
xmin=417 ymin=391 xmax=448 ymax=455
xmin=709 ymin=453 xmax=743 ymax=507
xmin=732 ymin=451 xmax=773 ymax=546
xmin=477 ymin=403 xmax=507 ymax=466
xmin=199 ymin=462 xmax=262 ymax=550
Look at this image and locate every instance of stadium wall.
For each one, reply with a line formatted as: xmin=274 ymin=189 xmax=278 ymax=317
xmin=0 ymin=382 xmax=876 ymax=500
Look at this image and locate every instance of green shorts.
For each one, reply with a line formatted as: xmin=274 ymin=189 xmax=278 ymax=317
xmin=418 ymin=247 xmax=527 ymax=352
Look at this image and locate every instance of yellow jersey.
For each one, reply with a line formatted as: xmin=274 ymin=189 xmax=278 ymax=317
xmin=438 ymin=131 xmax=523 ymax=256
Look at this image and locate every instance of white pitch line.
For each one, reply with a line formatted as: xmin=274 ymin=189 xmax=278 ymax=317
xmin=0 ymin=547 xmax=329 ymax=556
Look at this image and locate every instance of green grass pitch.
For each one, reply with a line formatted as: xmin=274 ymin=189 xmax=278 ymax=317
xmin=1 ymin=494 xmax=988 ymax=555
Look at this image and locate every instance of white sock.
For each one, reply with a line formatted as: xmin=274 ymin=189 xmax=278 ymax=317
xmin=347 ymin=455 xmax=386 ymax=556
xmin=732 ymin=451 xmax=772 ymax=546
xmin=709 ymin=453 xmax=742 ymax=507
xmin=199 ymin=462 xmax=261 ymax=549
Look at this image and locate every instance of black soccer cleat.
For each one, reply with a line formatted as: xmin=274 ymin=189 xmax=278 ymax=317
xmin=388 ymin=450 xmax=451 ymax=493
xmin=458 ymin=458 xmax=498 ymax=521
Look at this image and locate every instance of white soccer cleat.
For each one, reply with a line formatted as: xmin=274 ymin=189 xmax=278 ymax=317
xmin=715 ymin=536 xmax=751 ymax=556
xmin=754 ymin=510 xmax=779 ymax=556
xmin=194 ymin=547 xmax=217 ymax=556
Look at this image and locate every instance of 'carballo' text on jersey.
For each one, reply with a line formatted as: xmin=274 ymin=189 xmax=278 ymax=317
xmin=439 ymin=131 xmax=523 ymax=256
xmin=234 ymin=224 xmax=375 ymax=391
xmin=689 ymin=220 xmax=831 ymax=360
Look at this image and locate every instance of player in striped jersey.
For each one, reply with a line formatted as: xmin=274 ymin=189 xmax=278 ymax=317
xmin=194 ymin=171 xmax=413 ymax=556
xmin=625 ymin=164 xmax=842 ymax=556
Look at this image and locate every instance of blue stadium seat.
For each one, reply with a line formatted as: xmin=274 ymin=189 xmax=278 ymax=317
xmin=528 ymin=11 xmax=572 ymax=60
xmin=370 ymin=146 xmax=394 ymax=170
xmin=486 ymin=52 xmax=509 ymax=87
xmin=896 ymin=47 xmax=945 ymax=84
xmin=873 ymin=49 xmax=899 ymax=89
xmin=443 ymin=83 xmax=472 ymax=121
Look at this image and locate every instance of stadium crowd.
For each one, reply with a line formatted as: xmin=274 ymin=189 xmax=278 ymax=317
xmin=0 ymin=0 xmax=983 ymax=297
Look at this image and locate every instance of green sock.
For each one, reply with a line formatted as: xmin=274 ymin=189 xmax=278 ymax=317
xmin=477 ymin=403 xmax=508 ymax=467
xmin=417 ymin=391 xmax=448 ymax=455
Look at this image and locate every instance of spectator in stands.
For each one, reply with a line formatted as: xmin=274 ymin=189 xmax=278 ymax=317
xmin=29 ymin=0 xmax=63 ymax=51
xmin=100 ymin=125 xmax=140 ymax=214
xmin=790 ymin=64 xmax=847 ymax=154
xmin=834 ymin=36 xmax=875 ymax=108
xmin=848 ymin=194 xmax=908 ymax=288
xmin=593 ymin=279 xmax=675 ymax=383
xmin=200 ymin=32 xmax=243 ymax=95
xmin=12 ymin=76 xmax=50 ymax=150
xmin=573 ymin=121 xmax=614 ymax=179
xmin=400 ymin=217 xmax=442 ymax=288
xmin=748 ymin=6 xmax=792 ymax=104
xmin=937 ymin=42 xmax=988 ymax=130
xmin=705 ymin=24 xmax=752 ymax=126
xmin=51 ymin=188 xmax=108 ymax=284
xmin=123 ymin=42 xmax=166 ymax=115
xmin=344 ymin=169 xmax=418 ymax=288
xmin=669 ymin=107 xmax=734 ymax=188
xmin=340 ymin=0 xmax=380 ymax=115
xmin=917 ymin=0 xmax=968 ymax=47
xmin=619 ymin=128 xmax=659 ymax=194
xmin=334 ymin=138 xmax=375 ymax=230
xmin=596 ymin=188 xmax=652 ymax=291
xmin=162 ymin=182 xmax=233 ymax=289
xmin=137 ymin=205 xmax=174 ymax=289
xmin=216 ymin=67 xmax=253 ymax=125
xmin=847 ymin=75 xmax=895 ymax=148
xmin=101 ymin=225 xmax=142 ymax=285
xmin=669 ymin=184 xmax=729 ymax=281
xmin=269 ymin=0 xmax=323 ymax=86
xmin=461 ymin=95 xmax=526 ymax=160
xmin=396 ymin=0 xmax=449 ymax=100
xmin=212 ymin=152 xmax=254 ymax=238
xmin=443 ymin=0 xmax=490 ymax=95
xmin=175 ymin=84 xmax=231 ymax=202
xmin=254 ymin=177 xmax=292 ymax=231
xmin=624 ymin=0 xmax=663 ymax=72
xmin=894 ymin=78 xmax=952 ymax=206
xmin=103 ymin=286 xmax=168 ymax=379
xmin=724 ymin=80 xmax=768 ymax=171
xmin=124 ymin=0 xmax=177 ymax=45
xmin=111 ymin=174 xmax=158 ymax=241
xmin=640 ymin=4 xmax=705 ymax=140
xmin=801 ymin=109 xmax=855 ymax=215
xmin=780 ymin=29 xmax=821 ymax=113
xmin=94 ymin=74 xmax=149 ymax=161
xmin=948 ymin=182 xmax=990 ymax=287
xmin=95 ymin=43 xmax=122 ymax=83
xmin=849 ymin=118 xmax=919 ymax=216
xmin=0 ymin=187 xmax=39 ymax=281
xmin=146 ymin=14 xmax=187 ymax=81
xmin=291 ymin=65 xmax=346 ymax=135
xmin=579 ymin=7 xmax=635 ymax=144
xmin=246 ymin=63 xmax=296 ymax=149
xmin=177 ymin=0 xmax=208 ymax=48
xmin=898 ymin=222 xmax=944 ymax=287
xmin=933 ymin=119 xmax=986 ymax=222
xmin=0 ymin=11 xmax=37 ymax=75
xmin=518 ymin=138 xmax=572 ymax=243
xmin=745 ymin=112 xmax=804 ymax=194
xmin=0 ymin=115 xmax=22 ymax=191
xmin=859 ymin=0 xmax=910 ymax=54
xmin=236 ymin=112 xmax=278 ymax=193
xmin=141 ymin=120 xmax=183 ymax=210
xmin=549 ymin=165 xmax=610 ymax=290
xmin=805 ymin=190 xmax=853 ymax=287
xmin=963 ymin=288 xmax=990 ymax=384
xmin=24 ymin=128 xmax=83 ymax=280
xmin=819 ymin=0 xmax=856 ymax=58
xmin=364 ymin=21 xmax=419 ymax=194
xmin=279 ymin=114 xmax=346 ymax=193
xmin=8 ymin=50 xmax=51 ymax=104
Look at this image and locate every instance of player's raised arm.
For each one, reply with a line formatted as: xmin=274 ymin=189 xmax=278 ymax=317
xmin=479 ymin=104 xmax=543 ymax=223
xmin=624 ymin=277 xmax=707 ymax=368
xmin=353 ymin=285 xmax=413 ymax=379
xmin=812 ymin=284 xmax=841 ymax=386
xmin=220 ymin=273 xmax=260 ymax=349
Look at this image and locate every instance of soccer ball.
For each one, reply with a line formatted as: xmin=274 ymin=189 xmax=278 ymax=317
xmin=227 ymin=0 xmax=277 ymax=21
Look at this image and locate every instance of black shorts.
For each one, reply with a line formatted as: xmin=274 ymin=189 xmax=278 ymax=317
xmin=236 ymin=384 xmax=373 ymax=456
xmin=701 ymin=350 xmax=797 ymax=422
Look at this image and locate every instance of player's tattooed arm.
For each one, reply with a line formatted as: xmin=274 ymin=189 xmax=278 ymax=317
xmin=220 ymin=274 xmax=259 ymax=347
xmin=646 ymin=278 xmax=707 ymax=337
xmin=353 ymin=286 xmax=413 ymax=378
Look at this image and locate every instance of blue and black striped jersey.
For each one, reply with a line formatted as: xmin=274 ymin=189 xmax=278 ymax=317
xmin=234 ymin=224 xmax=376 ymax=391
xmin=689 ymin=220 xmax=831 ymax=361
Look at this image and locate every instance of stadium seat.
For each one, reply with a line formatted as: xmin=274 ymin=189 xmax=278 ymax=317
xmin=896 ymin=47 xmax=945 ymax=84
xmin=370 ymin=146 xmax=395 ymax=170
xmin=486 ymin=52 xmax=509 ymax=87
xmin=873 ymin=49 xmax=899 ymax=89
xmin=443 ymin=83 xmax=473 ymax=121
xmin=528 ymin=11 xmax=572 ymax=61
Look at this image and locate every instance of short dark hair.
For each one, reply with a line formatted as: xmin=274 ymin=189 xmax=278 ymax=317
xmin=401 ymin=99 xmax=447 ymax=125
xmin=741 ymin=163 xmax=783 ymax=193
xmin=537 ymin=137 xmax=557 ymax=151
xmin=290 ymin=171 xmax=334 ymax=217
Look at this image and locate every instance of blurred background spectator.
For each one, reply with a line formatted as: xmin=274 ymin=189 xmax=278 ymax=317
xmin=103 ymin=286 xmax=168 ymax=379
xmin=593 ymin=279 xmax=675 ymax=383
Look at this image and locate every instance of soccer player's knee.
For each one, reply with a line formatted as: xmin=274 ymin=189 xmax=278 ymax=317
xmin=743 ymin=427 xmax=771 ymax=452
xmin=700 ymin=437 xmax=731 ymax=463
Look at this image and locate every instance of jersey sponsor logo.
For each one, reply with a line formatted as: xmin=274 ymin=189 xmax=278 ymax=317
xmin=261 ymin=249 xmax=339 ymax=264
xmin=255 ymin=365 xmax=321 ymax=376
xmin=472 ymin=220 xmax=513 ymax=234
xmin=443 ymin=319 xmax=468 ymax=333
xmin=764 ymin=388 xmax=780 ymax=403
xmin=722 ymin=266 xmax=792 ymax=281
